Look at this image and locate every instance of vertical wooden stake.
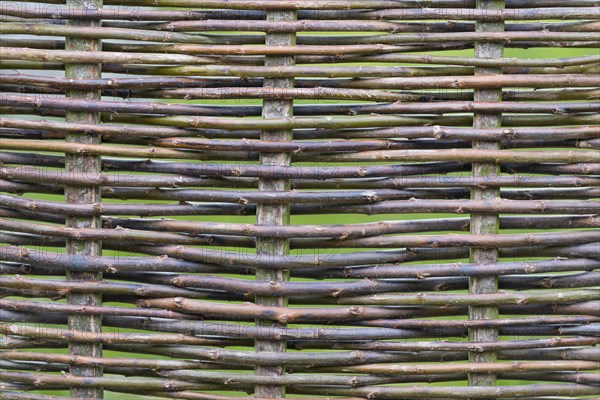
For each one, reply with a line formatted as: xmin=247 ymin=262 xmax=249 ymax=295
xmin=469 ymin=0 xmax=505 ymax=392
xmin=254 ymin=6 xmax=296 ymax=399
xmin=65 ymin=1 xmax=103 ymax=398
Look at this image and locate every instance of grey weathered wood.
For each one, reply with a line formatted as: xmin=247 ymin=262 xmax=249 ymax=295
xmin=469 ymin=0 xmax=506 ymax=391
xmin=254 ymin=8 xmax=297 ymax=399
xmin=64 ymin=0 xmax=103 ymax=398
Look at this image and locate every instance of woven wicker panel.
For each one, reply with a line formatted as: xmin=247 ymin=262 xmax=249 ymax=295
xmin=0 ymin=1 xmax=599 ymax=399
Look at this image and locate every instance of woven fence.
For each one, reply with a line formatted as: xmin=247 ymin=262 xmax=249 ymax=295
xmin=0 ymin=0 xmax=599 ymax=399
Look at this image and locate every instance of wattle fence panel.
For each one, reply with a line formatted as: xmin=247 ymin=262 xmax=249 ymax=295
xmin=0 ymin=1 xmax=599 ymax=399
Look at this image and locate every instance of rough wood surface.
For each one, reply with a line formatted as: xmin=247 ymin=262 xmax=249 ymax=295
xmin=63 ymin=0 xmax=103 ymax=398
xmin=468 ymin=0 xmax=505 ymax=391
xmin=0 ymin=1 xmax=598 ymax=399
xmin=254 ymin=8 xmax=296 ymax=399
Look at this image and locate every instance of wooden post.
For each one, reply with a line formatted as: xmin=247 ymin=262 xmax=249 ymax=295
xmin=254 ymin=6 xmax=297 ymax=399
xmin=65 ymin=0 xmax=103 ymax=398
xmin=469 ymin=0 xmax=505 ymax=392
